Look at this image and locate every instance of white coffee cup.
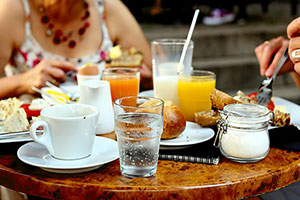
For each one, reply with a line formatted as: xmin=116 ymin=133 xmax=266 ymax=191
xmin=30 ymin=104 xmax=99 ymax=160
xmin=77 ymin=74 xmax=101 ymax=85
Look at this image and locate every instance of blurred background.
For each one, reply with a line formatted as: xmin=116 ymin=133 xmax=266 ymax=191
xmin=123 ymin=0 xmax=300 ymax=104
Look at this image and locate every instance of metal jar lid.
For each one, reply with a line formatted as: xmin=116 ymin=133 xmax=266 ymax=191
xmin=221 ymin=103 xmax=271 ymax=125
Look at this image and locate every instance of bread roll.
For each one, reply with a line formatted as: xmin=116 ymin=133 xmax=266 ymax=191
xmin=211 ymin=88 xmax=241 ymax=111
xmin=194 ymin=89 xmax=240 ymax=126
xmin=195 ymin=110 xmax=220 ymax=127
xmin=199 ymin=88 xmax=291 ymax=127
xmin=139 ymin=99 xmax=186 ymax=139
xmin=161 ymin=100 xmax=186 ymax=139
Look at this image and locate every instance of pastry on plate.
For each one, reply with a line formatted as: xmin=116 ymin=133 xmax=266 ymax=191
xmin=0 ymin=97 xmax=29 ymax=133
xmin=139 ymin=99 xmax=186 ymax=139
xmin=271 ymin=109 xmax=290 ymax=127
xmin=105 ymin=46 xmax=144 ymax=68
xmin=195 ymin=89 xmax=290 ymax=127
xmin=161 ymin=99 xmax=186 ymax=139
xmin=195 ymin=110 xmax=220 ymax=127
xmin=210 ymin=88 xmax=242 ymax=111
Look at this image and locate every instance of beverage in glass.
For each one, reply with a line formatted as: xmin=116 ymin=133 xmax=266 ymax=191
xmin=178 ymin=70 xmax=216 ymax=122
xmin=102 ymin=68 xmax=140 ymax=102
xmin=152 ymin=39 xmax=193 ymax=106
xmin=114 ymin=96 xmax=164 ymax=177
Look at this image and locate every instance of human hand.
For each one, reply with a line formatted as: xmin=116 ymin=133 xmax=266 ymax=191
xmin=139 ymin=63 xmax=152 ymax=79
xmin=139 ymin=64 xmax=153 ymax=90
xmin=21 ymin=59 xmax=77 ymax=94
xmin=255 ymin=36 xmax=293 ymax=77
xmin=287 ymin=17 xmax=300 ymax=75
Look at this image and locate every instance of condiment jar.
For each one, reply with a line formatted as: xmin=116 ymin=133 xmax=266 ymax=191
xmin=214 ymin=104 xmax=272 ymax=163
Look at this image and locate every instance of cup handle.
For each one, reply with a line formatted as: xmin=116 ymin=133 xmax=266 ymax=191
xmin=30 ymin=121 xmax=54 ymax=155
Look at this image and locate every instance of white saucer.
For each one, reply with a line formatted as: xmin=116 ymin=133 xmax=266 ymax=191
xmin=17 ymin=136 xmax=119 ymax=174
xmin=160 ymin=121 xmax=214 ymax=150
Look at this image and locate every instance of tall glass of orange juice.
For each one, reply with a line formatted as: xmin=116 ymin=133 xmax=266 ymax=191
xmin=102 ymin=68 xmax=140 ymax=102
xmin=178 ymin=70 xmax=216 ymax=122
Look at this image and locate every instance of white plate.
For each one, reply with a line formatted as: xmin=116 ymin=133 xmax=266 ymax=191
xmin=273 ymin=97 xmax=300 ymax=128
xmin=159 ymin=121 xmax=215 ymax=150
xmin=0 ymin=135 xmax=32 ymax=144
xmin=59 ymin=81 xmax=80 ymax=95
xmin=138 ymin=90 xmax=154 ymax=97
xmin=17 ymin=136 xmax=119 ymax=174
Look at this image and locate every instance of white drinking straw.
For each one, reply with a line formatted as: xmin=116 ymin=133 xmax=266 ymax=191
xmin=177 ymin=9 xmax=200 ymax=74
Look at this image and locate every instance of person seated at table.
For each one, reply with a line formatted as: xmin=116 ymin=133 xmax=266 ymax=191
xmin=0 ymin=0 xmax=152 ymax=198
xmin=255 ymin=17 xmax=300 ymax=90
xmin=0 ymin=0 xmax=152 ymax=100
xmin=255 ymin=16 xmax=300 ymax=200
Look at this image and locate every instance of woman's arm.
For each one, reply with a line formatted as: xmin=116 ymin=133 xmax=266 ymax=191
xmin=0 ymin=0 xmax=28 ymax=99
xmin=103 ymin=0 xmax=153 ymax=89
xmin=0 ymin=0 xmax=78 ymax=99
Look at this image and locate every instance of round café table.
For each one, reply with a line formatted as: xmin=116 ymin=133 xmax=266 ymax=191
xmin=0 ymin=133 xmax=300 ymax=200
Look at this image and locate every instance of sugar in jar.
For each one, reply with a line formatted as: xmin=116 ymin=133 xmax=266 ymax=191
xmin=215 ymin=104 xmax=272 ymax=163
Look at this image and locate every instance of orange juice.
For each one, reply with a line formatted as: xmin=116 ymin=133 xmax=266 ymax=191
xmin=102 ymin=68 xmax=140 ymax=102
xmin=104 ymin=76 xmax=139 ymax=102
xmin=178 ymin=71 xmax=216 ymax=122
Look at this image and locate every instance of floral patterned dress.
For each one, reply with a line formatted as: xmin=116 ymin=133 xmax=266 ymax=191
xmin=4 ymin=0 xmax=113 ymax=78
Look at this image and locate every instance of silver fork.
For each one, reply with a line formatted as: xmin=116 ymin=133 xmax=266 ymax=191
xmin=256 ymin=47 xmax=289 ymax=106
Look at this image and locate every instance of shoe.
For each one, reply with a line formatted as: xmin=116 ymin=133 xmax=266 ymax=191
xmin=203 ymin=9 xmax=235 ymax=26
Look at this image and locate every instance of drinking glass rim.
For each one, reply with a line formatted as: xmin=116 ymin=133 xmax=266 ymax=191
xmin=179 ymin=70 xmax=216 ymax=79
xmin=151 ymin=38 xmax=194 ymax=46
xmin=114 ymin=96 xmax=164 ymax=109
xmin=102 ymin=67 xmax=140 ymax=76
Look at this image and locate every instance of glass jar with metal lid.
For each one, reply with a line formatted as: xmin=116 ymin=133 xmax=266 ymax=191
xmin=214 ymin=104 xmax=273 ymax=163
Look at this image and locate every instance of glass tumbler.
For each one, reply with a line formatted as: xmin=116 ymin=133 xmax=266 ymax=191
xmin=151 ymin=39 xmax=194 ymax=106
xmin=102 ymin=68 xmax=140 ymax=102
xmin=114 ymin=96 xmax=164 ymax=177
xmin=178 ymin=70 xmax=216 ymax=122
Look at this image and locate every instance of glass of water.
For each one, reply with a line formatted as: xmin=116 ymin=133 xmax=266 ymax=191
xmin=114 ymin=96 xmax=164 ymax=178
